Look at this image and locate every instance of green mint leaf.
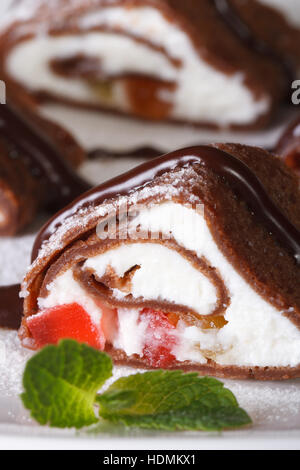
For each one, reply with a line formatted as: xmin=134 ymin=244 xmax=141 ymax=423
xmin=96 ymin=390 xmax=138 ymax=411
xmin=21 ymin=339 xmax=113 ymax=429
xmin=97 ymin=370 xmax=251 ymax=431
xmin=21 ymin=341 xmax=251 ymax=432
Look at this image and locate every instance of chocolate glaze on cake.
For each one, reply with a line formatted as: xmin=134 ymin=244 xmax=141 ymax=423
xmin=32 ymin=145 xmax=300 ymax=264
xmin=213 ymin=0 xmax=293 ymax=84
xmin=0 ymin=284 xmax=22 ymax=329
xmin=0 ymin=102 xmax=90 ymax=236
xmin=0 ymin=103 xmax=90 ymax=210
xmin=229 ymin=0 xmax=300 ymax=77
xmin=88 ymin=146 xmax=162 ymax=161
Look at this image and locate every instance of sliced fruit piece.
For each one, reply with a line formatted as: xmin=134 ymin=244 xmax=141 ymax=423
xmin=26 ymin=303 xmax=105 ymax=350
xmin=140 ymin=308 xmax=177 ymax=368
xmin=100 ymin=303 xmax=118 ymax=343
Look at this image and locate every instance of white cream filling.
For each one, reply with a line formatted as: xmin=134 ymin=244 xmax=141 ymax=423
xmin=84 ymin=243 xmax=218 ymax=316
xmin=7 ymin=6 xmax=269 ymax=126
xmin=113 ymin=308 xmax=148 ymax=357
xmin=114 ymin=202 xmax=300 ymax=368
xmin=39 ymin=202 xmax=300 ymax=369
xmin=7 ymin=32 xmax=175 ymax=112
xmin=38 ymin=269 xmax=103 ymax=326
xmin=258 ymin=0 xmax=300 ymax=29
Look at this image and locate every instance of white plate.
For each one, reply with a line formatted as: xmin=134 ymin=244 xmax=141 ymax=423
xmin=1 ymin=336 xmax=300 ymax=450
xmin=0 ymin=104 xmax=300 ymax=450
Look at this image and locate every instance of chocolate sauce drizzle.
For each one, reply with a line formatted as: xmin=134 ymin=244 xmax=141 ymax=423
xmin=32 ymin=145 xmax=300 ymax=265
xmin=0 ymin=284 xmax=22 ymax=330
xmin=213 ymin=0 xmax=294 ymax=84
xmin=88 ymin=146 xmax=162 ymax=160
xmin=0 ymin=103 xmax=90 ymax=211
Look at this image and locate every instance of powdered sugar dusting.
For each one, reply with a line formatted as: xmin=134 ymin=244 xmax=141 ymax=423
xmin=0 ymin=330 xmax=33 ymax=397
xmin=1 ymin=328 xmax=300 ymax=431
xmin=0 ymin=231 xmax=35 ymax=285
xmin=0 ymin=326 xmax=138 ymax=399
xmin=225 ymin=379 xmax=300 ymax=430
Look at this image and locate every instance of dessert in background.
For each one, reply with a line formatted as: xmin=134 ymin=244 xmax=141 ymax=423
xmin=0 ymin=0 xmax=287 ymax=129
xmin=20 ymin=144 xmax=300 ymax=380
xmin=275 ymin=115 xmax=300 ymax=177
xmin=228 ymin=0 xmax=300 ymax=75
xmin=0 ymin=101 xmax=89 ymax=236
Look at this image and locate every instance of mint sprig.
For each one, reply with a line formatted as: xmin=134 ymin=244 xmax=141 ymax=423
xmin=21 ymin=340 xmax=112 ymax=428
xmin=21 ymin=340 xmax=251 ymax=431
xmin=97 ymin=371 xmax=251 ymax=431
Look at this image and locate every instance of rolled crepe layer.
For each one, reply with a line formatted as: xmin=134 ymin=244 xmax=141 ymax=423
xmin=228 ymin=0 xmax=300 ymax=76
xmin=20 ymin=144 xmax=300 ymax=380
xmin=0 ymin=0 xmax=286 ymax=129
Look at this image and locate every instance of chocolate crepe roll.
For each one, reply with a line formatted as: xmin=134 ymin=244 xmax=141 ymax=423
xmin=0 ymin=102 xmax=87 ymax=236
xmin=0 ymin=0 xmax=286 ymax=129
xmin=20 ymin=144 xmax=300 ymax=380
xmin=227 ymin=0 xmax=300 ymax=76
xmin=275 ymin=115 xmax=300 ymax=177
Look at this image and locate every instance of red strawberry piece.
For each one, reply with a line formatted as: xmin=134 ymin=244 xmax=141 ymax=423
xmin=26 ymin=302 xmax=105 ymax=350
xmin=140 ymin=308 xmax=177 ymax=368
